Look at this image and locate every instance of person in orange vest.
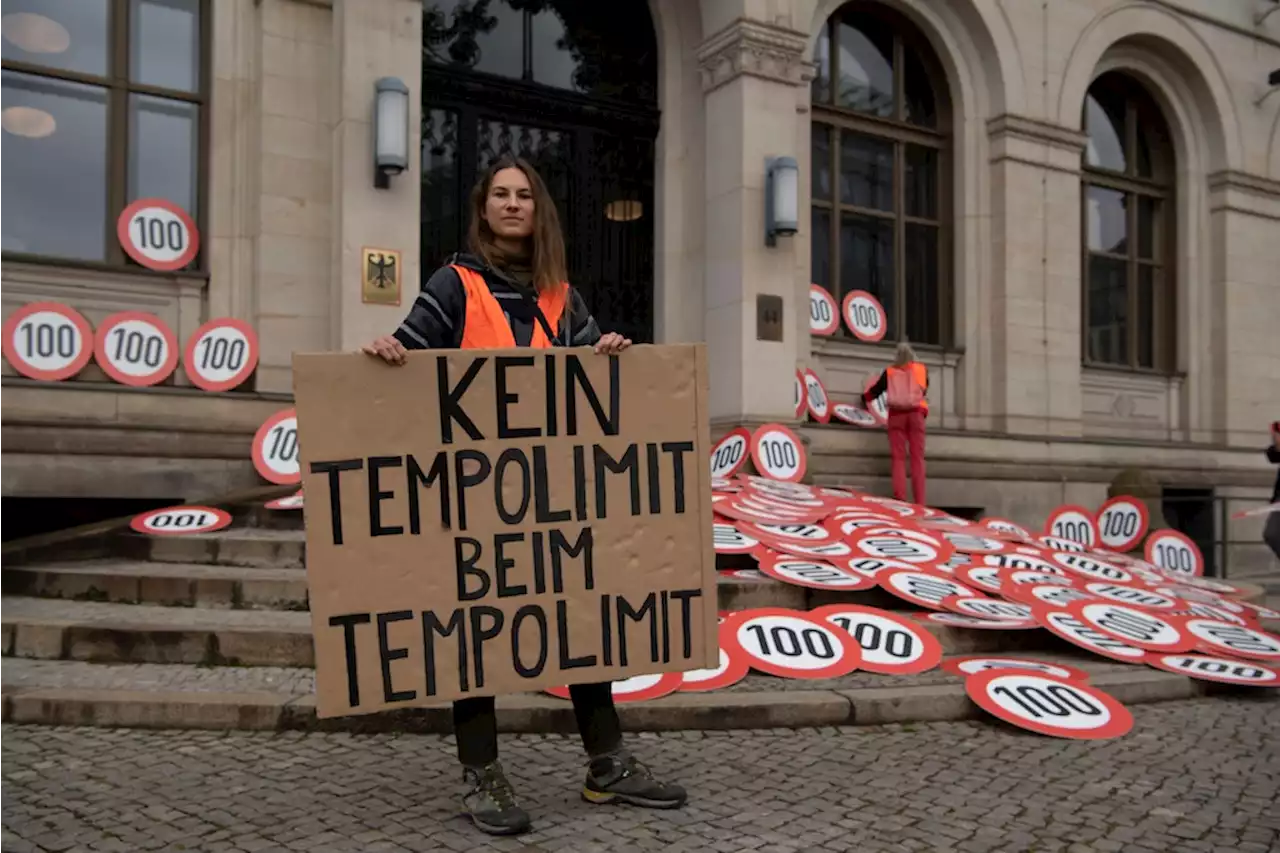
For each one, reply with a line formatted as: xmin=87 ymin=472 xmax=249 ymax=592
xmin=363 ymin=156 xmax=686 ymax=835
xmin=863 ymin=341 xmax=929 ymax=505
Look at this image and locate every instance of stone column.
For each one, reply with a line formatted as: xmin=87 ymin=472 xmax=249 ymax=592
xmin=986 ymin=115 xmax=1087 ymax=437
xmin=696 ymin=16 xmax=812 ymax=431
xmin=329 ymin=0 xmax=421 ymax=352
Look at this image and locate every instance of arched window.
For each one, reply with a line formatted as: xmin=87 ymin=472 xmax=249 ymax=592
xmin=810 ymin=3 xmax=951 ymax=346
xmin=1081 ymin=72 xmax=1174 ymax=371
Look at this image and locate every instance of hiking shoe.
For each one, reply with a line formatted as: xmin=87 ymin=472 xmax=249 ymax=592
xmin=461 ymin=761 xmax=531 ymax=835
xmin=581 ymin=751 xmax=687 ymax=809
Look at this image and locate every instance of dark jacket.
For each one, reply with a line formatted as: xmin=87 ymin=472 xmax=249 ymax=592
xmin=1268 ymin=445 xmax=1279 ymax=503
xmin=392 ymin=253 xmax=602 ymax=351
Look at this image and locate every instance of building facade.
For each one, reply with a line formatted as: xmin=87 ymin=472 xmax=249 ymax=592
xmin=2 ymin=0 xmax=1279 ymax=567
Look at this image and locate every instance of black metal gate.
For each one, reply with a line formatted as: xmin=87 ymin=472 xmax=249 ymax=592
xmin=420 ymin=2 xmax=659 ymax=344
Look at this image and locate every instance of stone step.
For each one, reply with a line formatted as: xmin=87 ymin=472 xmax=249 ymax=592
xmin=1 ymin=561 xmax=308 ymax=610
xmin=0 ymin=593 xmax=1057 ymax=668
xmin=0 ymin=654 xmax=1219 ymax=734
xmin=116 ymin=528 xmax=306 ymax=568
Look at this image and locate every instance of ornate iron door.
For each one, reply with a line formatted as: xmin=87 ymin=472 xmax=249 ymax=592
xmin=420 ymin=0 xmax=659 ymax=343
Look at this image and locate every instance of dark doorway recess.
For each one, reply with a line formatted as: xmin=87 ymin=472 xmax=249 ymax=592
xmin=421 ymin=1 xmax=660 ymax=344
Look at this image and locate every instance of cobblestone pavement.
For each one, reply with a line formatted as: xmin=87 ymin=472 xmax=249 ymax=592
xmin=4 ymin=695 xmax=1279 ymax=853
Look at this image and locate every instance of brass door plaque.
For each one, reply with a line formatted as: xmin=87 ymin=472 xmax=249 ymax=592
xmin=756 ymin=293 xmax=784 ymax=342
xmin=361 ymin=247 xmax=402 ymax=306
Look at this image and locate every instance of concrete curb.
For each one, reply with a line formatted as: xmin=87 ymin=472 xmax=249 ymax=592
xmin=2 ymin=670 xmax=1225 ymax=734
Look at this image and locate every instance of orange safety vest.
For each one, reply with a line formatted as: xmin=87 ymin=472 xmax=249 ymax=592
xmin=886 ymin=361 xmax=929 ymax=413
xmin=453 ymin=264 xmax=567 ymax=349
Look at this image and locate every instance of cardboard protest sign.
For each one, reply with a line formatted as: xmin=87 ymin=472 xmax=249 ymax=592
xmin=293 ymin=345 xmax=718 ymax=718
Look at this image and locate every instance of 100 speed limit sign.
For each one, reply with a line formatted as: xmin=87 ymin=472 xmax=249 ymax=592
xmin=2 ymin=302 xmax=95 ymax=381
xmin=183 ymin=318 xmax=259 ymax=392
xmin=813 ymin=604 xmax=942 ymax=675
xmin=965 ymin=670 xmax=1133 ymax=740
xmin=722 ymin=608 xmax=861 ymax=679
xmin=750 ymin=423 xmax=806 ymax=482
xmin=94 ymin=311 xmax=179 ymax=387
xmin=253 ymin=408 xmax=300 ymax=485
xmin=130 ymin=505 xmax=232 ymax=536
xmin=117 ymin=198 xmax=199 ymax=271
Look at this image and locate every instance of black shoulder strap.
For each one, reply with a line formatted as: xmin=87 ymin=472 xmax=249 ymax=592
xmin=518 ymin=286 xmax=569 ymax=347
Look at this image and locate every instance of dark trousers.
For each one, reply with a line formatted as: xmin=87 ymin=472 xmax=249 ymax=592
xmin=1265 ymin=512 xmax=1280 ymax=562
xmin=453 ymin=681 xmax=623 ymax=768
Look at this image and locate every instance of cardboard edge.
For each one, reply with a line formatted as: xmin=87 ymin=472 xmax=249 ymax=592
xmin=693 ymin=343 xmax=719 ymax=670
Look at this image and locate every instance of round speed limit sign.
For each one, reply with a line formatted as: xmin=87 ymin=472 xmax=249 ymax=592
xmin=1044 ymin=505 xmax=1098 ymax=548
xmin=253 ymin=408 xmax=300 ymax=485
xmin=1144 ymin=653 xmax=1280 ymax=686
xmin=832 ymin=403 xmax=879 ymax=428
xmin=1144 ymin=529 xmax=1203 ymax=577
xmin=183 ymin=318 xmax=259 ymax=392
xmin=130 ymin=505 xmax=232 ymax=536
xmin=964 ymin=670 xmax=1133 ymax=740
xmin=117 ymin=197 xmax=199 ymax=271
xmin=813 ymin=604 xmax=942 ymax=675
xmin=2 ymin=302 xmax=94 ymax=381
xmin=802 ymin=368 xmax=831 ymax=423
xmin=809 ymin=284 xmax=839 ymax=336
xmin=94 ymin=311 xmax=179 ymax=387
xmin=793 ymin=370 xmax=805 ymax=419
xmin=723 ymin=607 xmax=861 ymax=679
xmin=841 ymin=290 xmax=886 ymax=342
xmin=265 ymin=491 xmax=304 ymax=511
xmin=750 ymin=423 xmax=806 ymax=483
xmin=710 ymin=428 xmax=751 ymax=479
xmin=1095 ymin=496 xmax=1148 ymax=552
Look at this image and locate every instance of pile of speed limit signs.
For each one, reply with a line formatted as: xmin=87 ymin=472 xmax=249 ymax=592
xmin=691 ymin=475 xmax=1280 ymax=739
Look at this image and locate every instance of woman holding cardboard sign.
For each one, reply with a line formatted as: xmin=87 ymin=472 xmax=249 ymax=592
xmin=363 ymin=156 xmax=686 ymax=835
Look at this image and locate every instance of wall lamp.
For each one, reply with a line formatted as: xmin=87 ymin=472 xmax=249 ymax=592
xmin=373 ymin=76 xmax=409 ymax=189
xmin=765 ymin=156 xmax=799 ymax=247
xmin=1254 ymin=68 xmax=1280 ymax=107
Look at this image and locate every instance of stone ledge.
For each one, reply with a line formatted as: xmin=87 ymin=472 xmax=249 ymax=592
xmin=2 ymin=671 xmax=1217 ymax=734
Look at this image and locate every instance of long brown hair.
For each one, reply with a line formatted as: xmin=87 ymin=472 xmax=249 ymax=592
xmin=467 ymin=156 xmax=568 ymax=292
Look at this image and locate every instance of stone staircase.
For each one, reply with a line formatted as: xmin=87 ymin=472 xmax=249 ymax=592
xmin=0 ymin=513 xmax=1248 ymax=733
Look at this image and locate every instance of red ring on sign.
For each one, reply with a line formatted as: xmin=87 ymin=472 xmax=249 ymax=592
xmin=544 ymin=671 xmax=684 ymax=703
xmin=252 ymin=408 xmax=301 ymax=485
xmin=1 ymin=302 xmax=95 ymax=381
xmin=810 ymin=603 xmax=942 ymax=675
xmin=679 ymin=635 xmax=752 ymax=693
xmin=941 ymin=655 xmax=1091 ymax=682
xmin=1065 ymin=601 xmax=1195 ymax=652
xmin=721 ymin=607 xmax=861 ymax=679
xmin=117 ymin=197 xmax=200 ymax=271
xmin=878 ymin=568 xmax=982 ymax=611
xmin=265 ymin=491 xmax=304 ymax=511
xmin=749 ymin=423 xmax=806 ymax=483
xmin=802 ymin=368 xmax=831 ymax=424
xmin=1143 ymin=652 xmax=1280 ymax=686
xmin=129 ymin=505 xmax=232 ymax=536
xmin=757 ymin=553 xmax=877 ymax=591
xmin=809 ymin=284 xmax=840 ymax=336
xmin=861 ymin=374 xmax=888 ymax=424
xmin=1044 ymin=505 xmax=1099 ymax=547
xmin=841 ymin=289 xmax=887 ymax=342
xmin=1143 ymin=529 xmax=1204 ymax=578
xmin=915 ymin=612 xmax=1040 ymax=631
xmin=93 ymin=311 xmax=180 ymax=387
xmin=1095 ymin=496 xmax=1149 ymax=553
xmin=964 ymin=670 xmax=1134 ymax=740
xmin=793 ymin=370 xmax=806 ymax=419
xmin=1030 ymin=603 xmax=1147 ymax=664
xmin=831 ymin=402 xmax=880 ymax=428
xmin=182 ymin=318 xmax=260 ymax=393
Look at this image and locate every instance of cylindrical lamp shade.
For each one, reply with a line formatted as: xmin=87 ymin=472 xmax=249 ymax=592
xmin=770 ymin=157 xmax=799 ymax=233
xmin=374 ymin=77 xmax=410 ymax=174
